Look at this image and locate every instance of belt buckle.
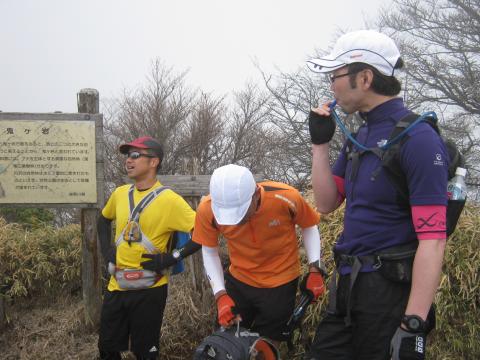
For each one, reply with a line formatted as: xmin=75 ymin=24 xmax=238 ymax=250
xmin=124 ymin=221 xmax=141 ymax=243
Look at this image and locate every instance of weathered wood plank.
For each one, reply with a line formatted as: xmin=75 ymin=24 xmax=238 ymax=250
xmin=78 ymin=89 xmax=102 ymax=329
xmin=158 ymin=174 xmax=264 ymax=197
xmin=0 ymin=112 xmax=102 ymax=122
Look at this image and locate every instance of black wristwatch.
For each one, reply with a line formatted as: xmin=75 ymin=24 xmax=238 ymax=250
xmin=402 ymin=314 xmax=427 ymax=332
xmin=172 ymin=249 xmax=182 ymax=261
xmin=309 ymin=260 xmax=328 ymax=278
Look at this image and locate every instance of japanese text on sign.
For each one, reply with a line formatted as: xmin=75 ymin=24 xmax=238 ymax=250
xmin=0 ymin=119 xmax=97 ymax=203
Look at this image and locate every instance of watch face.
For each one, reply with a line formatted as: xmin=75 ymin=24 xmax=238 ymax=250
xmin=408 ymin=317 xmax=421 ymax=330
xmin=172 ymin=250 xmax=181 ymax=259
xmin=403 ymin=315 xmax=425 ymax=332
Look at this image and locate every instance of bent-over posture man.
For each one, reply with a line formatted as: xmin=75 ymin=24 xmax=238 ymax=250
xmin=306 ymin=30 xmax=448 ymax=360
xmin=97 ymin=136 xmax=199 ymax=360
xmin=193 ymin=164 xmax=327 ymax=345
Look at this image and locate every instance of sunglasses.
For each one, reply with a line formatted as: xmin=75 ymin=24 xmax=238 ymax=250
xmin=126 ymin=151 xmax=156 ymax=160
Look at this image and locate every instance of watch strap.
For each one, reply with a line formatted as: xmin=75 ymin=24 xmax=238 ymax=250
xmin=309 ymin=260 xmax=328 ymax=278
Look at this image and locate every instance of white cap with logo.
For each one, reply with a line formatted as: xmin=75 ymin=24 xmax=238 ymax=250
xmin=210 ymin=164 xmax=256 ymax=225
xmin=307 ymin=30 xmax=401 ymax=76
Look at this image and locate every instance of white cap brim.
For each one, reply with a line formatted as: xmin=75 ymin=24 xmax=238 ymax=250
xmin=211 ymin=197 xmax=253 ymax=225
xmin=306 ymin=58 xmax=346 ymax=73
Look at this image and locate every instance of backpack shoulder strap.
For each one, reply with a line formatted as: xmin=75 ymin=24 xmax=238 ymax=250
xmin=129 ymin=185 xmax=170 ymax=221
xmin=381 ymin=112 xmax=439 ymax=204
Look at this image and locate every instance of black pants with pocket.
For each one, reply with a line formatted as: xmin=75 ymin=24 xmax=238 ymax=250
xmin=225 ymin=271 xmax=298 ymax=342
xmin=307 ymin=270 xmax=410 ymax=360
xmin=98 ymin=285 xmax=168 ymax=359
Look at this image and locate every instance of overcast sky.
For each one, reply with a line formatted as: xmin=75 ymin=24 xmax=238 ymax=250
xmin=0 ymin=0 xmax=390 ymax=113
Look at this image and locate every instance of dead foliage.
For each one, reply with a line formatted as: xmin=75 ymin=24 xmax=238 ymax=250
xmin=1 ymin=202 xmax=479 ymax=359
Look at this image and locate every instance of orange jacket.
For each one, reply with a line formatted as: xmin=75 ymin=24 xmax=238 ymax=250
xmin=193 ymin=181 xmax=320 ymax=288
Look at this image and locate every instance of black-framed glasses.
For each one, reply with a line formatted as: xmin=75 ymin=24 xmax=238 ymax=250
xmin=328 ymin=69 xmax=365 ymax=84
xmin=126 ymin=151 xmax=156 ymax=160
xmin=328 ymin=72 xmax=354 ymax=84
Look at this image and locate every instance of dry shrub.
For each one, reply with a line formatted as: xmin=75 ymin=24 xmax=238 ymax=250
xmin=430 ymin=204 xmax=480 ymax=359
xmin=0 ymin=217 xmax=81 ymax=301
xmin=1 ymin=201 xmax=479 ymax=359
xmin=0 ymin=294 xmax=96 ymax=359
xmin=297 ymin=200 xmax=480 ymax=359
xmin=160 ymin=272 xmax=216 ymax=359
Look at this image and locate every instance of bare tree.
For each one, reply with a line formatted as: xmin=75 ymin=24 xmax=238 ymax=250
xmin=225 ymin=84 xmax=273 ymax=175
xmin=180 ymin=92 xmax=227 ymax=174
xmin=102 ymin=59 xmax=195 ymax=186
xmin=102 ymin=61 xmax=280 ymax=187
xmin=259 ymin=65 xmax=361 ymax=189
xmin=378 ymin=0 xmax=480 ymax=183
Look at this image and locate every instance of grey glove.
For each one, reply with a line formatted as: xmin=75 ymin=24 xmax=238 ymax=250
xmin=390 ymin=327 xmax=426 ymax=360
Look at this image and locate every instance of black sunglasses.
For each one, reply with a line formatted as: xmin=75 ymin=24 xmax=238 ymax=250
xmin=126 ymin=151 xmax=156 ymax=160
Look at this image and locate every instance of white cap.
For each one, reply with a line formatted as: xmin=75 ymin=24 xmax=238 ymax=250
xmin=210 ymin=164 xmax=256 ymax=225
xmin=307 ymin=30 xmax=401 ymax=76
xmin=455 ymin=167 xmax=467 ymax=177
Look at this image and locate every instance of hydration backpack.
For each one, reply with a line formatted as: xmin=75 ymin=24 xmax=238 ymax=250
xmin=345 ymin=112 xmax=466 ymax=236
xmin=193 ymin=326 xmax=280 ymax=360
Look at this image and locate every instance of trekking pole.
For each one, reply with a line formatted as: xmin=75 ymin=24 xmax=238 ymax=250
xmin=282 ymin=292 xmax=314 ymax=342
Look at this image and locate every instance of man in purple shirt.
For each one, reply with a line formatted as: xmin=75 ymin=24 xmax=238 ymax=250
xmin=305 ymin=30 xmax=448 ymax=360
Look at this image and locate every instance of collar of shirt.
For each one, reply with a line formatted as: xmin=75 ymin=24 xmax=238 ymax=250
xmin=359 ymin=97 xmax=406 ymax=125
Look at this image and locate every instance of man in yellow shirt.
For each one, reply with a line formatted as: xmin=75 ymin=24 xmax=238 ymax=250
xmin=97 ymin=136 xmax=198 ymax=360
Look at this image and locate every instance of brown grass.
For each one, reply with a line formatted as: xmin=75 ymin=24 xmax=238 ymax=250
xmin=1 ymin=201 xmax=479 ymax=359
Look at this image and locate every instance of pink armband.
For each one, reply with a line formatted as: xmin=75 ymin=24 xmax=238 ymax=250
xmin=411 ymin=205 xmax=447 ymax=240
xmin=333 ymin=175 xmax=345 ymax=204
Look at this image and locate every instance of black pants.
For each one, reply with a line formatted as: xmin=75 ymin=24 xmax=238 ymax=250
xmin=98 ymin=285 xmax=168 ymax=359
xmin=225 ymin=271 xmax=298 ymax=341
xmin=307 ymin=271 xmax=410 ymax=360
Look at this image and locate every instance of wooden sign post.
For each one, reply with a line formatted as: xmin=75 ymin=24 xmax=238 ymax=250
xmin=78 ymin=89 xmax=104 ymax=329
xmin=0 ymin=89 xmax=104 ymax=329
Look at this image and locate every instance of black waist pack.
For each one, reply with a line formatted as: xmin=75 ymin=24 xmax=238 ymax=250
xmin=375 ymin=242 xmax=418 ymax=283
xmin=193 ymin=326 xmax=279 ymax=360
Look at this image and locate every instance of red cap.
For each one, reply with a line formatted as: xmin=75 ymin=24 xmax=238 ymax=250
xmin=119 ymin=136 xmax=163 ymax=159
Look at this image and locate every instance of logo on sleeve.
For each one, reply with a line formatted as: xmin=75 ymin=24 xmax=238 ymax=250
xmin=434 ymin=153 xmax=444 ymax=166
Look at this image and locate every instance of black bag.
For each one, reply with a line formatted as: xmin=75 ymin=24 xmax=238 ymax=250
xmin=375 ymin=242 xmax=418 ymax=283
xmin=346 ymin=112 xmax=466 ymax=236
xmin=193 ymin=326 xmax=280 ymax=360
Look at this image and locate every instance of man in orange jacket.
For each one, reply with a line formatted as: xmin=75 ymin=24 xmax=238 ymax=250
xmin=192 ymin=164 xmax=326 ymax=343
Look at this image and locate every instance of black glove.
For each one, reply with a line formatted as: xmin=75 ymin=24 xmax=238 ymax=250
xmin=140 ymin=253 xmax=177 ymax=274
xmin=106 ymin=247 xmax=116 ymax=265
xmin=308 ymin=110 xmax=336 ymax=144
xmin=390 ymin=327 xmax=426 ymax=360
xmin=105 ymin=247 xmax=117 ymax=275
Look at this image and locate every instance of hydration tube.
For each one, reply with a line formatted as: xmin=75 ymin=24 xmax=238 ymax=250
xmin=328 ymin=100 xmax=437 ymax=151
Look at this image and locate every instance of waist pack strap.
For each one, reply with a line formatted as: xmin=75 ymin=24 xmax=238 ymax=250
xmin=344 ymin=257 xmax=361 ymax=327
xmin=327 ymin=268 xmax=338 ymax=315
xmin=333 ymin=254 xmax=379 ymax=327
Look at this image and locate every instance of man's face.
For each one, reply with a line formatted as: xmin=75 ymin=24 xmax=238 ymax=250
xmin=236 ymin=187 xmax=260 ymax=225
xmin=124 ymin=146 xmax=158 ymax=180
xmin=329 ymin=66 xmax=366 ymax=114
